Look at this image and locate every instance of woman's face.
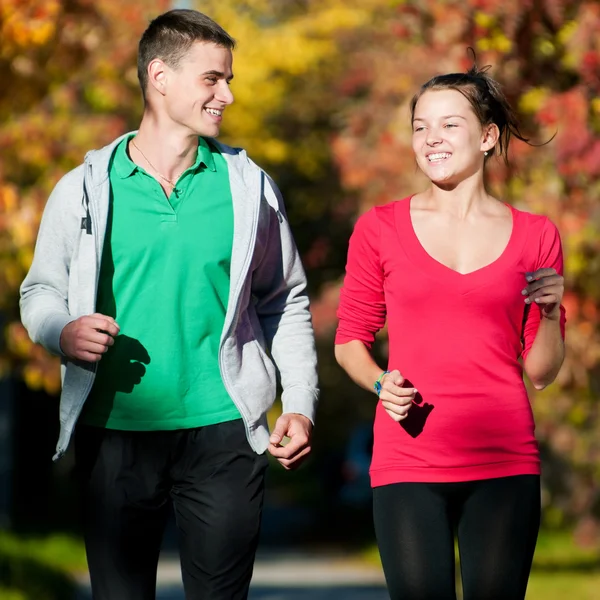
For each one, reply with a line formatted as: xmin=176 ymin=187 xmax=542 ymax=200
xmin=411 ymin=89 xmax=492 ymax=187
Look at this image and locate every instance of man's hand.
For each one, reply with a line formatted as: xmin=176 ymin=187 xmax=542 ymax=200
xmin=267 ymin=413 xmax=313 ymax=471
xmin=60 ymin=313 xmax=120 ymax=362
xmin=522 ymin=268 xmax=564 ymax=319
xmin=379 ymin=370 xmax=416 ymax=422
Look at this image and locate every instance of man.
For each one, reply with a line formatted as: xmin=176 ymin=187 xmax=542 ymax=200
xmin=19 ymin=9 xmax=318 ymax=600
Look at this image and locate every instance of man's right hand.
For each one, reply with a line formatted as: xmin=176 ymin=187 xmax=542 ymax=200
xmin=60 ymin=313 xmax=120 ymax=362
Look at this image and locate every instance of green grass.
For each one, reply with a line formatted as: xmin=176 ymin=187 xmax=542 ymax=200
xmin=0 ymin=532 xmax=86 ymax=600
xmin=526 ymin=530 xmax=600 ymax=600
xmin=532 ymin=530 xmax=599 ymax=569
xmin=0 ymin=532 xmax=87 ymax=572
xmin=0 ymin=588 xmax=27 ymax=600
xmin=362 ymin=529 xmax=600 ymax=600
xmin=526 ymin=572 xmax=600 ymax=600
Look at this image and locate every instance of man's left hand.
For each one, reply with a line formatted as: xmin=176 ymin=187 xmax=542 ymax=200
xmin=267 ymin=413 xmax=313 ymax=470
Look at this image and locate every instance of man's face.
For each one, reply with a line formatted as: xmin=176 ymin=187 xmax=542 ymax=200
xmin=161 ymin=41 xmax=234 ymax=137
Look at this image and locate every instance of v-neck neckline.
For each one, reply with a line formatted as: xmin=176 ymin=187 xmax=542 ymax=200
xmin=396 ymin=196 xmax=525 ymax=289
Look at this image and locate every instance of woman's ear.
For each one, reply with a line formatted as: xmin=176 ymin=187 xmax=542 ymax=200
xmin=481 ymin=123 xmax=500 ymax=154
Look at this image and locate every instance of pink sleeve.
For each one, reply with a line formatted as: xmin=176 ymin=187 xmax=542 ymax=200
xmin=335 ymin=209 xmax=386 ymax=348
xmin=521 ymin=217 xmax=566 ymax=360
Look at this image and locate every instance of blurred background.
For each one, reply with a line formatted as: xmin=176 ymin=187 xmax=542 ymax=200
xmin=0 ymin=0 xmax=599 ymax=598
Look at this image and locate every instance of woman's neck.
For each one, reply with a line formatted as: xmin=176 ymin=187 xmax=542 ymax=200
xmin=419 ymin=174 xmax=500 ymax=219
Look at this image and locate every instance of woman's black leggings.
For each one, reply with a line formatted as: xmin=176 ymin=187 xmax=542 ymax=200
xmin=373 ymin=475 xmax=540 ymax=600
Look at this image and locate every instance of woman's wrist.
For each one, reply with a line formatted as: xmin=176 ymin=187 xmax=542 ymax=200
xmin=541 ymin=306 xmax=561 ymax=322
xmin=373 ymin=370 xmax=390 ymax=396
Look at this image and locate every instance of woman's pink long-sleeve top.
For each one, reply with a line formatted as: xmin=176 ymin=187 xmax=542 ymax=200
xmin=336 ymin=197 xmax=566 ymax=486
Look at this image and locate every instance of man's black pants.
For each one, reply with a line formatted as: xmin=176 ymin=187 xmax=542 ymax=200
xmin=74 ymin=419 xmax=268 ymax=600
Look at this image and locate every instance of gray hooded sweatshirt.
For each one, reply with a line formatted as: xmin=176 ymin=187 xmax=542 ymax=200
xmin=20 ymin=133 xmax=319 ymax=460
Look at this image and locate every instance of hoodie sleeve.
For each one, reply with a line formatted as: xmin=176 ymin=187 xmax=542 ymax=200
xmin=250 ymin=171 xmax=319 ymax=424
xmin=19 ymin=166 xmax=85 ymax=356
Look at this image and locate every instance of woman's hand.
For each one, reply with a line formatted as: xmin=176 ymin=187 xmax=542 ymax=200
xmin=522 ymin=268 xmax=564 ymax=319
xmin=379 ymin=370 xmax=417 ymax=422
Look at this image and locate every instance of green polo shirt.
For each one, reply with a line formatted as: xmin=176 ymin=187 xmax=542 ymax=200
xmin=81 ymin=134 xmax=240 ymax=430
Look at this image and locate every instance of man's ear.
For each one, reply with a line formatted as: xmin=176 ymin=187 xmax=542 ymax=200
xmin=147 ymin=58 xmax=168 ymax=97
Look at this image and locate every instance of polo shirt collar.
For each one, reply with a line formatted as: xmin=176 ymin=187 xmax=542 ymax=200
xmin=113 ymin=134 xmax=216 ymax=179
xmin=113 ymin=134 xmax=138 ymax=179
xmin=196 ymin=137 xmax=216 ymax=172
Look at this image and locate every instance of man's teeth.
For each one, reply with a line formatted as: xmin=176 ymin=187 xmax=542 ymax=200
xmin=428 ymin=153 xmax=451 ymax=162
xmin=206 ymin=108 xmax=222 ymax=117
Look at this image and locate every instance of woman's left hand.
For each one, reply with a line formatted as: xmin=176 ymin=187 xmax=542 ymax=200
xmin=522 ymin=268 xmax=564 ymax=319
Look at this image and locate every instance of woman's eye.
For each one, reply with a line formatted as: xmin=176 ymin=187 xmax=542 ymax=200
xmin=444 ymin=123 xmax=457 ymax=128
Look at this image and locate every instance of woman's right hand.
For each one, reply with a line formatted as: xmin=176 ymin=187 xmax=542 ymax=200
xmin=379 ymin=370 xmax=417 ymax=422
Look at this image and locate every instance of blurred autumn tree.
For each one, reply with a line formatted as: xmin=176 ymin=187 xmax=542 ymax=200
xmin=327 ymin=0 xmax=600 ymax=541
xmin=1 ymin=0 xmax=599 ymax=541
xmin=200 ymin=0 xmax=382 ymax=297
xmin=0 ymin=0 xmax=170 ymax=393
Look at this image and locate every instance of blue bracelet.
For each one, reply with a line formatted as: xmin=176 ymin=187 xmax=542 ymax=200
xmin=374 ymin=370 xmax=390 ymax=396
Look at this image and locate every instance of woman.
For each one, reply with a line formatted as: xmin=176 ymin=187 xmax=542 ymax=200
xmin=334 ymin=62 xmax=566 ymax=600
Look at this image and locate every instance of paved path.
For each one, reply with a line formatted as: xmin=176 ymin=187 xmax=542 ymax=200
xmin=78 ymin=585 xmax=389 ymax=600
xmin=76 ymin=551 xmax=390 ymax=599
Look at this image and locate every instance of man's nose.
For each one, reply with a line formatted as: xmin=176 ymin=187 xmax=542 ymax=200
xmin=217 ymin=82 xmax=234 ymax=105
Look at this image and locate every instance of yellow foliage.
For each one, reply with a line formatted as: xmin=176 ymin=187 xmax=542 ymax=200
xmin=557 ymin=20 xmax=578 ymax=45
xmin=85 ymin=83 xmax=120 ymax=112
xmin=9 ymin=330 xmax=34 ymax=360
xmin=4 ymin=262 xmax=22 ymax=290
xmin=474 ymin=11 xmax=495 ymax=29
xmin=566 ymin=248 xmax=592 ymax=278
xmin=0 ymin=184 xmax=17 ymax=213
xmin=569 ymin=404 xmax=588 ymax=427
xmin=196 ymin=0 xmax=370 ymax=170
xmin=43 ymin=367 xmax=62 ymax=396
xmin=9 ymin=214 xmax=37 ymax=248
xmin=476 ymin=37 xmax=491 ymax=52
xmin=18 ymin=247 xmax=34 ymax=271
xmin=0 ymin=0 xmax=61 ymax=53
xmin=519 ymin=88 xmax=549 ymax=115
xmin=561 ymin=50 xmax=579 ymax=71
xmin=23 ymin=364 xmax=44 ymax=391
xmin=537 ymin=39 xmax=556 ymax=58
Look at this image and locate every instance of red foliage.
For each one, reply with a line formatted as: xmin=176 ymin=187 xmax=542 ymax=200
xmin=326 ymin=0 xmax=600 ymax=540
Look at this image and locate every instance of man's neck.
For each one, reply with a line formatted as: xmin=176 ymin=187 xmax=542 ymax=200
xmin=131 ymin=116 xmax=199 ymax=182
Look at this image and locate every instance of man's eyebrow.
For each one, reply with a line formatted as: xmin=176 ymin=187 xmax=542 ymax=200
xmin=203 ymin=70 xmax=234 ymax=82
